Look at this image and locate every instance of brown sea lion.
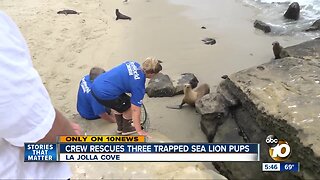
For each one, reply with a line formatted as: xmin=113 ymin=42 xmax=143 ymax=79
xmin=167 ymin=83 xmax=210 ymax=109
xmin=57 ymin=10 xmax=80 ymax=15
xmin=272 ymin=41 xmax=289 ymax=59
xmin=115 ymin=9 xmax=131 ymax=20
xmin=272 ymin=41 xmax=282 ymax=59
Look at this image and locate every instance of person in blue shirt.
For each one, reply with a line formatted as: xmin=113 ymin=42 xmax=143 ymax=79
xmin=91 ymin=58 xmax=162 ymax=136
xmin=77 ymin=67 xmax=116 ymax=123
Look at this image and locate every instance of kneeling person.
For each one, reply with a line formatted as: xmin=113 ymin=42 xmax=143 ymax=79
xmin=77 ymin=67 xmax=116 ymax=122
xmin=91 ymin=57 xmax=162 ymax=136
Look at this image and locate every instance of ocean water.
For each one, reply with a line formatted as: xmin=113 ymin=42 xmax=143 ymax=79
xmin=249 ymin=0 xmax=320 ymax=19
xmin=242 ymin=0 xmax=320 ymax=37
xmin=170 ymin=0 xmax=320 ymax=37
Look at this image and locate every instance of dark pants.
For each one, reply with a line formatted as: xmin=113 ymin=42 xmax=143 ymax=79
xmin=91 ymin=91 xmax=131 ymax=113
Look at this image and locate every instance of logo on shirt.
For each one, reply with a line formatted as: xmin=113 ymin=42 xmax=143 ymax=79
xmin=80 ymin=78 xmax=91 ymax=93
xmin=126 ymin=62 xmax=140 ymax=80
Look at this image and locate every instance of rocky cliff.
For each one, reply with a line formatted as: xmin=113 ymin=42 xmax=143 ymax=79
xmin=197 ymin=39 xmax=320 ymax=179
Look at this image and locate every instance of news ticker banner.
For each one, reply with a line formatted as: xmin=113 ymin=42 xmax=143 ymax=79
xmin=24 ymin=136 xmax=260 ymax=162
xmin=262 ymin=162 xmax=300 ymax=172
xmin=59 ymin=135 xmax=145 ymax=143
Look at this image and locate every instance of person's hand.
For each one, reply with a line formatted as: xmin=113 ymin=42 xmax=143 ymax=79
xmin=70 ymin=121 xmax=83 ymax=135
xmin=137 ymin=130 xmax=152 ymax=138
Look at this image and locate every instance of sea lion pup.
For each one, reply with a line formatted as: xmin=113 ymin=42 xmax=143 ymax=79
xmin=115 ymin=9 xmax=132 ymax=20
xmin=167 ymin=83 xmax=210 ymax=109
xmin=57 ymin=10 xmax=80 ymax=15
xmin=272 ymin=41 xmax=282 ymax=59
xmin=272 ymin=41 xmax=290 ymax=59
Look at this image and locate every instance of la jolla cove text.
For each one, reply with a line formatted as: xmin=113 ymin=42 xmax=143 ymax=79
xmin=61 ymin=154 xmax=120 ymax=161
xmin=60 ymin=143 xmax=258 ymax=153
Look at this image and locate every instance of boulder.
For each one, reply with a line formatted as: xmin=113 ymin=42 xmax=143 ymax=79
xmin=173 ymin=73 xmax=199 ymax=95
xmin=195 ymin=92 xmax=228 ymax=120
xmin=253 ymin=20 xmax=271 ymax=33
xmin=146 ymin=73 xmax=175 ymax=97
xmin=196 ymin=92 xmax=229 ymax=143
xmin=216 ymin=80 xmax=239 ymax=107
xmin=284 ymin=2 xmax=300 ymax=20
xmin=201 ymin=38 xmax=216 ymax=45
xmin=305 ymin=19 xmax=320 ymax=32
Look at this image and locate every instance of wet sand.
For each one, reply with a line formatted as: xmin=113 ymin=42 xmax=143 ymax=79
xmin=1 ymin=0 xmax=313 ymax=179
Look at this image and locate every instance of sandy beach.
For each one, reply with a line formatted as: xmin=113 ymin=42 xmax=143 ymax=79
xmin=1 ymin=0 xmax=313 ymax=178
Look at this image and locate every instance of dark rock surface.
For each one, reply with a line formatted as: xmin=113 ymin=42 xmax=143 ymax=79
xmin=57 ymin=9 xmax=80 ymax=15
xmin=198 ymin=39 xmax=320 ymax=179
xmin=146 ymin=73 xmax=175 ymax=97
xmin=196 ymin=92 xmax=228 ymax=143
xmin=202 ymin=38 xmax=216 ymax=45
xmin=173 ymin=73 xmax=199 ymax=95
xmin=284 ymin=2 xmax=300 ymax=20
xmin=195 ymin=92 xmax=228 ymax=119
xmin=305 ymin=19 xmax=320 ymax=32
xmin=254 ymin=20 xmax=271 ymax=33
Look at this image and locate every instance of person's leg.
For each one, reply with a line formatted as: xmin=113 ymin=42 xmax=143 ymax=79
xmin=92 ymin=92 xmax=135 ymax=135
xmin=114 ymin=112 xmax=123 ymax=134
xmin=121 ymin=108 xmax=136 ymax=135
xmin=113 ymin=95 xmax=135 ymax=135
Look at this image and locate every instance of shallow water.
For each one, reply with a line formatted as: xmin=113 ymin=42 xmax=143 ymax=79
xmin=242 ymin=0 xmax=320 ymax=37
xmin=170 ymin=0 xmax=320 ymax=37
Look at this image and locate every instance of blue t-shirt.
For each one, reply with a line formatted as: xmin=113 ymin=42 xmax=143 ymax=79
xmin=77 ymin=75 xmax=110 ymax=120
xmin=91 ymin=61 xmax=146 ymax=107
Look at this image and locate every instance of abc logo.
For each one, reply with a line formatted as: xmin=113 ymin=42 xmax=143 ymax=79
xmin=265 ymin=135 xmax=291 ymax=161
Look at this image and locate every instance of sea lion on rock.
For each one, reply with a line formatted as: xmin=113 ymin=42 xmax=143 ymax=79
xmin=167 ymin=83 xmax=210 ymax=109
xmin=272 ymin=41 xmax=289 ymax=59
xmin=57 ymin=10 xmax=80 ymax=15
xmin=272 ymin=41 xmax=282 ymax=59
xmin=115 ymin=9 xmax=131 ymax=20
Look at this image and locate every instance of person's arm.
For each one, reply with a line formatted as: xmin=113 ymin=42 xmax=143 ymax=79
xmin=131 ymin=104 xmax=149 ymax=136
xmin=130 ymin=73 xmax=149 ymax=136
xmin=38 ymin=109 xmax=82 ymax=143
xmin=131 ymin=104 xmax=142 ymax=132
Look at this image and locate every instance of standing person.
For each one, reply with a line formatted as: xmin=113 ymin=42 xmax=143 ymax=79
xmin=77 ymin=67 xmax=116 ymax=122
xmin=91 ymin=58 xmax=162 ymax=136
xmin=0 ymin=11 xmax=81 ymax=179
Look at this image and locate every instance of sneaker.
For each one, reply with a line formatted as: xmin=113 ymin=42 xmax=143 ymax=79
xmin=122 ymin=119 xmax=136 ymax=135
xmin=115 ymin=114 xmax=123 ymax=134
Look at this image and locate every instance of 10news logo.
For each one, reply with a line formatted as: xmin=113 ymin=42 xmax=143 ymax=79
xmin=265 ymin=135 xmax=291 ymax=161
